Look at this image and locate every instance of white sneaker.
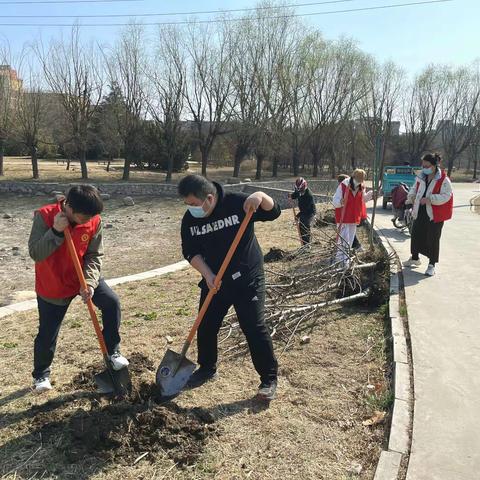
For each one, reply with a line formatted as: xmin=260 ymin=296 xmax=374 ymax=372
xmin=425 ymin=264 xmax=435 ymax=276
xmin=109 ymin=352 xmax=129 ymax=371
xmin=33 ymin=377 xmax=52 ymax=394
xmin=403 ymin=257 xmax=421 ymax=267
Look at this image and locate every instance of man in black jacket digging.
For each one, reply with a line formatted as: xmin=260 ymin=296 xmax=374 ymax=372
xmin=178 ymin=175 xmax=280 ymax=400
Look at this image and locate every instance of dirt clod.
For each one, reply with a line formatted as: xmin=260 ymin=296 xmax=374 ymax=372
xmin=33 ymin=353 xmax=216 ymax=468
xmin=264 ymin=247 xmax=287 ymax=263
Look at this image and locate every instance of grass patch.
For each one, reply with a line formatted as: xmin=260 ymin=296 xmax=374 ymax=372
xmin=365 ymin=390 xmax=395 ymax=411
xmin=134 ymin=311 xmax=158 ymax=321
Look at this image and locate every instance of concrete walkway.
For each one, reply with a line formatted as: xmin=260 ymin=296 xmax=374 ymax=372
xmin=372 ymin=183 xmax=480 ymax=480
xmin=0 ymin=260 xmax=188 ymax=320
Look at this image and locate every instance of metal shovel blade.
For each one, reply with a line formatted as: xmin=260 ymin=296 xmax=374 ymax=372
xmin=94 ymin=366 xmax=132 ymax=396
xmin=156 ymin=349 xmax=196 ymax=397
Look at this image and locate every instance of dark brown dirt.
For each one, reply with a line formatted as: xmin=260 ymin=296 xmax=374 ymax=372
xmin=264 ymin=247 xmax=287 ymax=263
xmin=31 ymin=353 xmax=216 ymax=468
xmin=315 ymin=208 xmax=336 ymax=226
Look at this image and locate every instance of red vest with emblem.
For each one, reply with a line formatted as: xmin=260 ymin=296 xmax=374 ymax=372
xmin=335 ymin=182 xmax=365 ymax=225
xmin=415 ymin=170 xmax=453 ymax=223
xmin=35 ymin=202 xmax=101 ymax=298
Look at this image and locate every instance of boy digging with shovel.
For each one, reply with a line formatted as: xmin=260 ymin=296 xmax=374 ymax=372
xmin=29 ymin=185 xmax=128 ymax=393
xmin=178 ymin=175 xmax=280 ymax=400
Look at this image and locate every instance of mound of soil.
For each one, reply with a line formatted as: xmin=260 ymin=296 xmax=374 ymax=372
xmin=69 ymin=352 xmax=156 ymax=393
xmin=68 ymin=401 xmax=213 ymax=466
xmin=264 ymin=247 xmax=287 ymax=263
xmin=31 ymin=353 xmax=216 ymax=468
xmin=315 ymin=209 xmax=336 ymax=226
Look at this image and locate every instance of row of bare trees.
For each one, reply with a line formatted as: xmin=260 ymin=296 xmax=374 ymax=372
xmin=1 ymin=3 xmax=480 ymax=180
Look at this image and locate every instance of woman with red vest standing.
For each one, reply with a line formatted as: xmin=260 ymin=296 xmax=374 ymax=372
xmin=28 ymin=185 xmax=129 ymax=393
xmin=333 ymin=169 xmax=373 ymax=265
xmin=403 ymin=153 xmax=453 ymax=276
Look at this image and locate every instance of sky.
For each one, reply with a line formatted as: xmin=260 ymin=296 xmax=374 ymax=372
xmin=0 ymin=0 xmax=479 ymax=76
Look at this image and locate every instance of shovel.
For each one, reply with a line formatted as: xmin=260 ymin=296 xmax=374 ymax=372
xmin=287 ymin=195 xmax=303 ymax=246
xmin=64 ymin=228 xmax=131 ymax=396
xmin=156 ymin=209 xmax=254 ymax=397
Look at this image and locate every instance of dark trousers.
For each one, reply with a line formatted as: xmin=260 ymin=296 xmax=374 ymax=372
xmin=411 ymin=206 xmax=444 ymax=265
xmin=352 ymin=235 xmax=361 ymax=249
xmin=298 ymin=213 xmax=315 ymax=245
xmin=32 ymin=278 xmax=121 ymax=380
xmin=197 ymin=276 xmax=278 ymax=384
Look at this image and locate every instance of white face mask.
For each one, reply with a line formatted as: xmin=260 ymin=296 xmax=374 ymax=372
xmin=353 ymin=179 xmax=362 ymax=187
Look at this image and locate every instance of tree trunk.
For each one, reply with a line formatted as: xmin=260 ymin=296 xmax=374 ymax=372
xmin=31 ymin=147 xmax=39 ymax=179
xmin=233 ymin=144 xmax=247 ymax=178
xmin=292 ymin=148 xmax=300 ymax=177
xmin=255 ymin=151 xmax=264 ymax=180
xmin=123 ymin=155 xmax=131 ymax=180
xmin=473 ymin=145 xmax=478 ymax=180
xmin=79 ymin=149 xmax=88 ymax=179
xmin=312 ymin=150 xmax=319 ymax=177
xmin=0 ymin=139 xmax=4 ymax=176
xmin=272 ymin=156 xmax=279 ymax=178
xmin=166 ymin=150 xmax=173 ymax=183
xmin=329 ymin=150 xmax=336 ymax=179
xmin=201 ymin=147 xmax=208 ymax=177
xmin=446 ymin=155 xmax=454 ymax=177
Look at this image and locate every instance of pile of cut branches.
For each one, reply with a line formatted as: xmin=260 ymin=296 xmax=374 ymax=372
xmin=219 ymin=218 xmax=393 ymax=357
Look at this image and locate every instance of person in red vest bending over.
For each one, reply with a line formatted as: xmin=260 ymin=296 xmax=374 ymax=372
xmin=28 ymin=185 xmax=129 ymax=393
xmin=332 ymin=169 xmax=373 ymax=266
xmin=403 ymin=153 xmax=453 ymax=276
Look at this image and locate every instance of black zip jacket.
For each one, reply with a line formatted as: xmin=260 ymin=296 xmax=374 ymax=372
xmin=291 ymin=187 xmax=316 ymax=216
xmin=181 ymin=183 xmax=281 ymax=286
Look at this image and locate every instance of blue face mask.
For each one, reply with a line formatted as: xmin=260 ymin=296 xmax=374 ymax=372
xmin=188 ymin=205 xmax=206 ymax=218
xmin=187 ymin=198 xmax=209 ymax=218
xmin=422 ymin=167 xmax=433 ymax=175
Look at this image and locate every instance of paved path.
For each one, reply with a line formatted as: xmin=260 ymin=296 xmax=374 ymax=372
xmin=0 ymin=260 xmax=188 ymax=320
xmin=372 ymin=183 xmax=480 ymax=480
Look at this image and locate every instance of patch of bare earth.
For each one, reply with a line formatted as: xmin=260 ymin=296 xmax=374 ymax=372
xmin=0 ymin=194 xmax=186 ymax=306
xmin=0 ymin=210 xmax=391 ymax=480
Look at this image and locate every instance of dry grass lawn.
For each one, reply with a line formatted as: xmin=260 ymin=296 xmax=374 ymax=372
xmin=0 ymin=213 xmax=391 ymax=480
xmin=0 ymin=157 xmax=298 ymax=184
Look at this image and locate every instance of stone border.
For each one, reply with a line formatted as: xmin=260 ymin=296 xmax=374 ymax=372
xmin=0 ymin=180 xmax=333 ymax=209
xmin=373 ymin=226 xmax=413 ymax=480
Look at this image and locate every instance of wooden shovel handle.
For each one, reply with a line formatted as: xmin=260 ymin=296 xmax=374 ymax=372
xmin=184 ymin=209 xmax=254 ymax=346
xmin=288 ymin=195 xmax=303 ymax=246
xmin=64 ymin=228 xmax=109 ymax=356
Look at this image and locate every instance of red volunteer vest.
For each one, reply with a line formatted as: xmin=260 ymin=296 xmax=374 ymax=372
xmin=415 ymin=171 xmax=453 ymax=223
xmin=361 ymin=199 xmax=368 ymax=220
xmin=335 ymin=182 xmax=365 ymax=225
xmin=35 ymin=202 xmax=101 ymax=298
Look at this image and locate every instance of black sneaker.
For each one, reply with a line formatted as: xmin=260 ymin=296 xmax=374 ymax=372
xmin=186 ymin=367 xmax=217 ymax=389
xmin=257 ymin=380 xmax=277 ymax=401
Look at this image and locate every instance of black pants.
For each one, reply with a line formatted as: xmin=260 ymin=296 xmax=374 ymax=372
xmin=32 ymin=278 xmax=121 ymax=380
xmin=298 ymin=213 xmax=315 ymax=245
xmin=197 ymin=276 xmax=278 ymax=384
xmin=411 ymin=206 xmax=444 ymax=265
xmin=352 ymin=235 xmax=361 ymax=249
